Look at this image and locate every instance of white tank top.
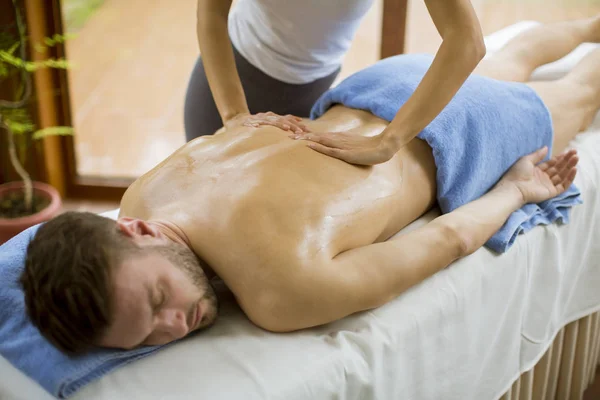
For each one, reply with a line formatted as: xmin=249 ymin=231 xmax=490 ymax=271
xmin=228 ymin=0 xmax=374 ymax=84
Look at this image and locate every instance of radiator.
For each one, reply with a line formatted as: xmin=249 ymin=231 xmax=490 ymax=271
xmin=500 ymin=312 xmax=600 ymax=400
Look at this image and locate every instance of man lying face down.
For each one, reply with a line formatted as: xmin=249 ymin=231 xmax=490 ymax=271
xmin=20 ymin=17 xmax=600 ymax=354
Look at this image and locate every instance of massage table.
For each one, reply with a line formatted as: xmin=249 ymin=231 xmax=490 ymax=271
xmin=1 ymin=22 xmax=600 ymax=400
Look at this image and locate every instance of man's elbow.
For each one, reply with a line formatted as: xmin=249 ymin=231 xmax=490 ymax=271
xmin=435 ymin=220 xmax=472 ymax=260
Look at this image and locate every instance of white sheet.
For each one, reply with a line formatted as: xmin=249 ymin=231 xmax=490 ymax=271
xmin=2 ymin=22 xmax=600 ymax=400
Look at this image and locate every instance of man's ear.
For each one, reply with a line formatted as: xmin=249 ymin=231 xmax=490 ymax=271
xmin=116 ymin=218 xmax=161 ymax=239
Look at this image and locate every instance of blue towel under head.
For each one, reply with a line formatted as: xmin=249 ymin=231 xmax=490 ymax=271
xmin=311 ymin=54 xmax=582 ymax=252
xmin=0 ymin=225 xmax=169 ymax=399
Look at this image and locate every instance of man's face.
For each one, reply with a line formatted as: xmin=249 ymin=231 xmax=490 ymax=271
xmin=100 ymin=243 xmax=218 ymax=350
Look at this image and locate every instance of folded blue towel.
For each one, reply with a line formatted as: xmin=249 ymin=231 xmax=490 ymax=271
xmin=311 ymin=54 xmax=582 ymax=252
xmin=0 ymin=225 xmax=169 ymax=399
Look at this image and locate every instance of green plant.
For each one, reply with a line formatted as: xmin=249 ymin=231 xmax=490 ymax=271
xmin=1 ymin=0 xmax=73 ymax=216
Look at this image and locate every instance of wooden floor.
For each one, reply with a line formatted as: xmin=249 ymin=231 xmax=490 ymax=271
xmin=63 ymin=0 xmax=600 ymax=179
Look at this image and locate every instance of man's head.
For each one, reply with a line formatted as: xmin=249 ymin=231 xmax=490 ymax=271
xmin=20 ymin=211 xmax=218 ymax=355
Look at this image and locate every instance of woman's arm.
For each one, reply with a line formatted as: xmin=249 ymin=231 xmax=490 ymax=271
xmin=382 ymin=0 xmax=486 ymax=150
xmin=293 ymin=0 xmax=486 ymax=165
xmin=196 ymin=0 xmax=249 ymax=124
xmin=196 ymin=0 xmax=309 ymax=132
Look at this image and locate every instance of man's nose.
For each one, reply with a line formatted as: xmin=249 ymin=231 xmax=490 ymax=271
xmin=157 ymin=308 xmax=189 ymax=339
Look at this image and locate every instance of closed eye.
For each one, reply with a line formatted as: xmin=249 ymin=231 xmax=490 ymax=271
xmin=153 ymin=287 xmax=166 ymax=312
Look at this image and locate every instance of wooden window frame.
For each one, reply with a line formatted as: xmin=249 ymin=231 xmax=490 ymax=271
xmin=27 ymin=0 xmax=407 ymax=202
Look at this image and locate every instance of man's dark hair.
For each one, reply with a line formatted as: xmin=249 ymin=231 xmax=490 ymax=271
xmin=20 ymin=211 xmax=139 ymax=354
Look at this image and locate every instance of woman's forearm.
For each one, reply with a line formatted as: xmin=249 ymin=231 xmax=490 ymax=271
xmin=383 ymin=34 xmax=485 ymax=148
xmin=196 ymin=0 xmax=249 ymax=124
xmin=382 ymin=0 xmax=486 ymax=149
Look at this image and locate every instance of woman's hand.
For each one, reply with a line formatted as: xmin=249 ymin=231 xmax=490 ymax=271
xmin=225 ymin=112 xmax=310 ymax=134
xmin=290 ymin=131 xmax=398 ymax=165
xmin=499 ymin=146 xmax=579 ymax=204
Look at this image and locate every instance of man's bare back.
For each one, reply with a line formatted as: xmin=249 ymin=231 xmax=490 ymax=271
xmin=120 ymin=105 xmax=437 ymax=327
xmin=20 ymin=18 xmax=598 ymax=355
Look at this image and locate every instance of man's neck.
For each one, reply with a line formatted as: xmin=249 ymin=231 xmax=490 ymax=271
xmin=149 ymin=219 xmax=219 ymax=280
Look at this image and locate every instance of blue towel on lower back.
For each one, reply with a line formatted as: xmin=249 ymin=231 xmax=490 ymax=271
xmin=0 ymin=225 xmax=169 ymax=399
xmin=311 ymin=54 xmax=582 ymax=253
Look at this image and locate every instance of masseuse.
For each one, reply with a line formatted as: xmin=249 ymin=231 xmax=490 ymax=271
xmin=185 ymin=0 xmax=486 ymax=165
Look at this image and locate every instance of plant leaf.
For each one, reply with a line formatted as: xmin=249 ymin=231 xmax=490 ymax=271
xmin=4 ymin=118 xmax=35 ymax=135
xmin=0 ymin=51 xmax=71 ymax=71
xmin=0 ymin=50 xmax=25 ymax=68
xmin=44 ymin=33 xmax=77 ymax=47
xmin=32 ymin=126 xmax=74 ymax=140
xmin=7 ymin=42 xmax=20 ymax=55
xmin=1 ymin=109 xmax=34 ymax=135
xmin=25 ymin=58 xmax=71 ymax=71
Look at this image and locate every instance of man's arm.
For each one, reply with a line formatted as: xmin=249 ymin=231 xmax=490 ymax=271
xmin=309 ymin=181 xmax=524 ymax=326
xmin=255 ymin=182 xmax=521 ymax=332
xmin=256 ymin=147 xmax=578 ymax=332
xmin=382 ymin=0 xmax=486 ymax=150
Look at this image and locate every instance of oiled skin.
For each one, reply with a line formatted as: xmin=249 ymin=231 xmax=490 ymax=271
xmin=120 ymin=105 xmax=437 ymax=327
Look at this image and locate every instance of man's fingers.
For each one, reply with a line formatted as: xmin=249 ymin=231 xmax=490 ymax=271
xmin=552 ymin=149 xmax=576 ymax=168
xmin=558 ymin=155 xmax=579 ymax=178
xmin=539 ymin=158 xmax=557 ymax=172
xmin=564 ymin=168 xmax=577 ymax=188
xmin=545 ymin=166 xmax=558 ymax=178
xmin=546 ymin=151 xmax=576 ymax=177
xmin=527 ymin=146 xmax=548 ymax=164
xmin=554 ymin=150 xmax=575 ymax=169
xmin=563 ymin=149 xmax=577 ymax=158
xmin=551 ymin=153 xmax=578 ymax=181
xmin=555 ymin=168 xmax=577 ymax=194
xmin=551 ymin=174 xmax=563 ymax=185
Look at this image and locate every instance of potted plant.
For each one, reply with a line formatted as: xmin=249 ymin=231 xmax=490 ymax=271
xmin=0 ymin=0 xmax=73 ymax=244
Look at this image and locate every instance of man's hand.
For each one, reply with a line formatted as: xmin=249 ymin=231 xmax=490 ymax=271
xmin=498 ymin=146 xmax=579 ymax=204
xmin=290 ymin=131 xmax=397 ymax=165
xmin=225 ymin=112 xmax=310 ymax=134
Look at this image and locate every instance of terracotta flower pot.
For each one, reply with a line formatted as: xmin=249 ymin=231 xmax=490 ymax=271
xmin=0 ymin=181 xmax=62 ymax=245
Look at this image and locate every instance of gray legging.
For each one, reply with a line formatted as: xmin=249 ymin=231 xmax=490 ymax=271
xmin=183 ymin=45 xmax=341 ymax=142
